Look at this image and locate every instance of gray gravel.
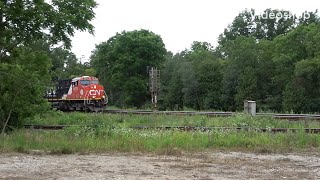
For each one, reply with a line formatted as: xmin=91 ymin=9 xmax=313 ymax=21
xmin=0 ymin=151 xmax=320 ymax=179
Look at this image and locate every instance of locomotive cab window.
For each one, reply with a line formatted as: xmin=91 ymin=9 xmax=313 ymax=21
xmin=72 ymin=81 xmax=78 ymax=86
xmin=80 ymin=80 xmax=90 ymax=86
xmin=91 ymin=80 xmax=99 ymax=84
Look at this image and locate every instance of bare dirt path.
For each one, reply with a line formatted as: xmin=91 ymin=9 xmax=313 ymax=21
xmin=0 ymin=151 xmax=320 ymax=179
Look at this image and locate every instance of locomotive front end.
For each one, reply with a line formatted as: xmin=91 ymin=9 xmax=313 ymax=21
xmin=81 ymin=77 xmax=108 ymax=111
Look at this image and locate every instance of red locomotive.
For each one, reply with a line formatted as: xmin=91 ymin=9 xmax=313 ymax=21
xmin=46 ymin=76 xmax=108 ymax=111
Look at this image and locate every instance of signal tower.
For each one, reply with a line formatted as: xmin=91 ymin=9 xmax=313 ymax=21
xmin=148 ymin=67 xmax=160 ymax=110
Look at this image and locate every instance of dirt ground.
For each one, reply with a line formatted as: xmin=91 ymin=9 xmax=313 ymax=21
xmin=0 ymin=151 xmax=320 ymax=180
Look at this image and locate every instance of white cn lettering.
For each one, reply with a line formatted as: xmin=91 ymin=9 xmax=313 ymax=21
xmin=89 ymin=90 xmax=101 ymax=96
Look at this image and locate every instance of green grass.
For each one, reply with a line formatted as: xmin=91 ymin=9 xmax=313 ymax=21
xmin=1 ymin=111 xmax=320 ymax=154
xmin=1 ymin=128 xmax=320 ymax=154
xmin=25 ymin=111 xmax=320 ymax=129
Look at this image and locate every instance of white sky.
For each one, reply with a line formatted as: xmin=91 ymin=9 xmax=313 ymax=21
xmin=71 ymin=0 xmax=319 ymax=61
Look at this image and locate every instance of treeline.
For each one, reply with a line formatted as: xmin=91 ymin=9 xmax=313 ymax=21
xmin=92 ymin=9 xmax=320 ymax=113
xmin=160 ymin=9 xmax=320 ymax=113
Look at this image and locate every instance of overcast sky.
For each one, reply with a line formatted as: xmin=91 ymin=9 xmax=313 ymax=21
xmin=71 ymin=0 xmax=319 ymax=61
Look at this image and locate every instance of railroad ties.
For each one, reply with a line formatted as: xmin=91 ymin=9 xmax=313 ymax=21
xmin=23 ymin=124 xmax=71 ymax=130
xmin=23 ymin=124 xmax=320 ymax=134
xmin=132 ymin=126 xmax=320 ymax=133
xmin=103 ymin=110 xmax=320 ymax=121
xmin=102 ymin=109 xmax=234 ymax=117
xmin=23 ymin=110 xmax=320 ymax=133
xmin=271 ymin=114 xmax=320 ymax=120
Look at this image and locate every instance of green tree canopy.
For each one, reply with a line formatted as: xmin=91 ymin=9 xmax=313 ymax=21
xmin=0 ymin=0 xmax=97 ymax=60
xmin=91 ymin=29 xmax=167 ymax=108
xmin=160 ymin=41 xmax=224 ymax=111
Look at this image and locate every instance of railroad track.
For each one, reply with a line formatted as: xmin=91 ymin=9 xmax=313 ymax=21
xmin=23 ymin=124 xmax=73 ymax=130
xmin=23 ymin=124 xmax=320 ymax=134
xmin=102 ymin=109 xmax=234 ymax=116
xmin=270 ymin=114 xmax=320 ymax=120
xmin=132 ymin=126 xmax=320 ymax=133
xmin=102 ymin=110 xmax=320 ymax=120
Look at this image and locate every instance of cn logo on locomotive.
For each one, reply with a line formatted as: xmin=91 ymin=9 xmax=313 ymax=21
xmin=89 ymin=90 xmax=102 ymax=96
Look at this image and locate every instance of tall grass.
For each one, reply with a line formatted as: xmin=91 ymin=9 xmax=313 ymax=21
xmin=1 ymin=111 xmax=319 ymax=154
xmin=1 ymin=128 xmax=320 ymax=154
xmin=25 ymin=111 xmax=320 ymax=129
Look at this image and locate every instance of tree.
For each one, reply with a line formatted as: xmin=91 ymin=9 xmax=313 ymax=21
xmin=282 ymin=80 xmax=308 ymax=113
xmin=164 ymin=71 xmax=184 ymax=110
xmin=0 ymin=0 xmax=97 ymax=133
xmin=284 ymin=57 xmax=320 ymax=112
xmin=0 ymin=47 xmax=51 ymax=132
xmin=0 ymin=0 xmax=97 ymax=60
xmin=220 ymin=36 xmax=260 ymax=110
xmin=91 ymin=29 xmax=167 ymax=108
xmin=254 ymin=9 xmax=296 ymax=40
xmin=180 ymin=61 xmax=200 ymax=110
xmin=184 ymin=41 xmax=222 ymax=110
xmin=196 ymin=59 xmax=224 ymax=110
xmin=270 ymin=23 xmax=320 ymax=112
xmin=217 ymin=10 xmax=320 ymax=112
xmin=49 ymin=47 xmax=78 ymax=80
xmin=298 ymin=10 xmax=319 ymax=25
xmin=217 ymin=9 xmax=299 ymax=59
xmin=255 ymin=39 xmax=276 ymax=111
xmin=235 ymin=66 xmax=258 ymax=107
xmin=84 ymin=68 xmax=97 ymax=77
xmin=161 ymin=42 xmax=224 ymax=111
xmin=159 ymin=52 xmax=184 ymax=110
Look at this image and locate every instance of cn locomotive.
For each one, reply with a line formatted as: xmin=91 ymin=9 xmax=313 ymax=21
xmin=46 ymin=76 xmax=108 ymax=111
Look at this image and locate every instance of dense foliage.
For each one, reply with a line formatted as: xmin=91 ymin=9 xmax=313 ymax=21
xmin=90 ymin=9 xmax=319 ymax=112
xmin=0 ymin=0 xmax=97 ymax=132
xmin=91 ymin=29 xmax=167 ymax=108
xmin=158 ymin=9 xmax=320 ymax=113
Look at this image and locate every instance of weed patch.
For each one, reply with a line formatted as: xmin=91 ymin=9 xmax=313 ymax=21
xmin=1 ymin=112 xmax=320 ymax=153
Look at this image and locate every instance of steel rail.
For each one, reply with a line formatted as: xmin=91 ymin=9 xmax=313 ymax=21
xmin=23 ymin=124 xmax=72 ymax=130
xmin=102 ymin=109 xmax=234 ymax=116
xmin=102 ymin=109 xmax=320 ymax=120
xmin=132 ymin=126 xmax=320 ymax=133
xmin=23 ymin=124 xmax=320 ymax=133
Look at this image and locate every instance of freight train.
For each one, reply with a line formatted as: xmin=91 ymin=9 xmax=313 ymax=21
xmin=46 ymin=76 xmax=108 ymax=112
